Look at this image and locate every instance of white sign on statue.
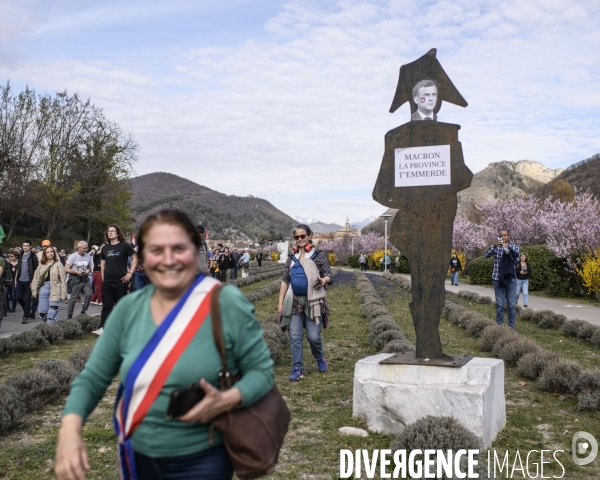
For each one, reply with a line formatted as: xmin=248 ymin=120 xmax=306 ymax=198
xmin=394 ymin=145 xmax=451 ymax=187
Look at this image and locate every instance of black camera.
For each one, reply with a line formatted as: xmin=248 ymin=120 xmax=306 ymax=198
xmin=166 ymin=382 xmax=205 ymax=418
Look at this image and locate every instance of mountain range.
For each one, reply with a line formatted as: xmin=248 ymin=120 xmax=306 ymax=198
xmin=129 ymin=172 xmax=296 ymax=241
xmin=293 ymin=215 xmax=377 ymax=234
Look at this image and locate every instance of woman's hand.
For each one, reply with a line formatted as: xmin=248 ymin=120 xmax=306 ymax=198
xmin=55 ymin=415 xmax=90 ymax=480
xmin=178 ymin=379 xmax=242 ymax=424
xmin=277 ymin=302 xmax=283 ymax=315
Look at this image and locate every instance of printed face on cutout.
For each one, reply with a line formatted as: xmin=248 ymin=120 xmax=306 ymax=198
xmin=414 ymin=85 xmax=438 ymax=114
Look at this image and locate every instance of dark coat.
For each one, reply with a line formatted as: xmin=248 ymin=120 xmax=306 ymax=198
xmin=15 ymin=252 xmax=39 ymax=283
xmin=448 ymin=257 xmax=462 ymax=272
xmin=515 ymin=261 xmax=532 ymax=280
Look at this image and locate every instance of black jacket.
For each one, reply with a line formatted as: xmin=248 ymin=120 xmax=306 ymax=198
xmin=515 ymin=261 xmax=531 ymax=280
xmin=15 ymin=252 xmax=39 ymax=283
xmin=448 ymin=257 xmax=462 ymax=272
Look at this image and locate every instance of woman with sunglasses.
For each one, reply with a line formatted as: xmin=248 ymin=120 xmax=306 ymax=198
xmin=278 ymin=224 xmax=333 ymax=381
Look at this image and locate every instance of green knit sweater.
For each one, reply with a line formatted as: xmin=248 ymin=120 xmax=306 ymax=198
xmin=62 ymin=283 xmax=274 ymax=457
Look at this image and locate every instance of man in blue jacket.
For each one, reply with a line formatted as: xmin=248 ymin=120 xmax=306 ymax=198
xmin=484 ymin=229 xmax=520 ymax=329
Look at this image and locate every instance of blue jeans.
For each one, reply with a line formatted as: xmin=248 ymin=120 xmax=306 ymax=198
xmin=229 ymin=265 xmax=238 ymax=280
xmin=134 ymin=443 xmax=233 ymax=480
xmin=516 ymin=279 xmax=529 ymax=306
xmin=290 ymin=313 xmax=324 ymax=371
xmin=5 ymin=283 xmax=17 ymax=311
xmin=450 ymin=271 xmax=459 ymax=285
xmin=39 ymin=282 xmax=60 ymax=324
xmin=134 ymin=272 xmax=150 ymax=291
xmin=493 ymin=278 xmax=517 ymax=328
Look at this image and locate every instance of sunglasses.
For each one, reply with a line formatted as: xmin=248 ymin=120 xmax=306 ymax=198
xmin=294 ymin=234 xmax=307 ymax=240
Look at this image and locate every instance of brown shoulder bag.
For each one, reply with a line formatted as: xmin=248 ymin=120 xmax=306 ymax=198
xmin=210 ymin=285 xmax=291 ymax=480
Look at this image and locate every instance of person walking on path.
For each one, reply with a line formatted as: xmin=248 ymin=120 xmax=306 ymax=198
xmin=195 ymin=224 xmax=210 ymax=273
xmin=278 ymin=224 xmax=332 ymax=381
xmin=90 ymin=243 xmax=104 ymax=305
xmin=230 ymin=248 xmax=241 ymax=280
xmin=256 ymin=249 xmax=263 ymax=267
xmin=5 ymin=250 xmax=19 ymax=314
xmin=448 ymin=252 xmax=462 ymax=286
xmin=31 ymin=246 xmax=67 ymax=324
xmin=15 ymin=240 xmax=39 ymax=324
xmin=218 ymin=247 xmax=234 ymax=283
xmin=358 ymin=254 xmax=367 ymax=271
xmin=238 ymin=248 xmax=250 ymax=277
xmin=65 ymin=241 xmax=93 ymax=319
xmin=0 ymin=249 xmax=6 ymax=321
xmin=515 ymin=252 xmax=531 ymax=308
xmin=484 ymin=229 xmax=520 ymax=329
xmin=95 ymin=225 xmax=137 ymax=336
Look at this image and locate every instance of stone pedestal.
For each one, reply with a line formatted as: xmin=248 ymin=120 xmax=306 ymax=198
xmin=353 ymin=353 xmax=505 ymax=448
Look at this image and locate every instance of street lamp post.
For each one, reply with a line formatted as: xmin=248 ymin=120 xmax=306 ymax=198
xmin=380 ymin=214 xmax=392 ymax=273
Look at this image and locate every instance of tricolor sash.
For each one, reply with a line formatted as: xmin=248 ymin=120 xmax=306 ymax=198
xmin=113 ymin=274 xmax=220 ymax=480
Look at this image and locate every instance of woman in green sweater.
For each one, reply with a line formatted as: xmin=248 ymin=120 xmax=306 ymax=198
xmin=55 ymin=209 xmax=274 ymax=480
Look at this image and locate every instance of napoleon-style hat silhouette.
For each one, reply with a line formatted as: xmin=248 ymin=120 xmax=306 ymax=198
xmin=389 ymin=48 xmax=468 ymax=117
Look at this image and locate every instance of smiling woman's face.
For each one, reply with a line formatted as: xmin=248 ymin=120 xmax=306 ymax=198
xmin=142 ymin=223 xmax=198 ymax=295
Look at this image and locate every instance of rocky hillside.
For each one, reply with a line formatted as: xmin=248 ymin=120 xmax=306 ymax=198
xmin=129 ymin=172 xmax=296 ymax=241
xmin=538 ymin=153 xmax=600 ymax=199
xmin=455 ymin=160 xmax=556 ymax=217
xmin=362 ymin=160 xmax=565 ymax=232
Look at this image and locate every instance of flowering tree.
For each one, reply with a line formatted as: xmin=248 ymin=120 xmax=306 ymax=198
xmin=475 ymin=195 xmax=548 ymax=246
xmin=356 ymin=231 xmax=385 ymax=254
xmin=452 ymin=216 xmax=486 ymax=260
xmin=542 ymin=191 xmax=600 ymax=270
xmin=319 ymin=239 xmax=352 ymax=264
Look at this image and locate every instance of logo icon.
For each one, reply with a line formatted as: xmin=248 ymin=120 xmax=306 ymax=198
xmin=572 ymin=431 xmax=598 ymax=466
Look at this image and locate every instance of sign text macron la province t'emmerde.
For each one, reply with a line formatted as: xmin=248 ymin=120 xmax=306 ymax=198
xmin=394 ymin=145 xmax=451 ymax=187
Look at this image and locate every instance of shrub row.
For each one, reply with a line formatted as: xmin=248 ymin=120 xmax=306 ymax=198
xmin=390 ymin=416 xmax=493 ymax=479
xmin=0 ymin=346 xmax=92 ymax=432
xmin=455 ymin=290 xmax=494 ymax=305
xmin=519 ymin=308 xmax=600 ymax=347
xmin=381 ymin=272 xmax=412 ymax=293
xmin=354 ymin=272 xmax=414 ymax=353
xmin=0 ymin=314 xmax=100 ymax=360
xmin=443 ymin=303 xmax=600 ymax=411
xmin=230 ymin=266 xmax=285 ymax=288
xmin=260 ymin=313 xmax=289 ymax=363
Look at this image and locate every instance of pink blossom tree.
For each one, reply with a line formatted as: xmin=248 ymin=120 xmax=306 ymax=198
xmin=542 ymin=190 xmax=600 ymax=271
xmin=452 ymin=216 xmax=486 ymax=260
xmin=475 ymin=195 xmax=548 ymax=246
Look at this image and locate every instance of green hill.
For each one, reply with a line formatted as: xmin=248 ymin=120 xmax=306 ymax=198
xmin=129 ymin=172 xmax=295 ymax=241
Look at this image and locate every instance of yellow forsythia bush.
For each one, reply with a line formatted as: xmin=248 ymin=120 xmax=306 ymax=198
xmin=328 ymin=253 xmax=338 ymax=266
xmin=270 ymin=253 xmax=279 ymax=262
xmin=577 ymin=255 xmax=600 ymax=302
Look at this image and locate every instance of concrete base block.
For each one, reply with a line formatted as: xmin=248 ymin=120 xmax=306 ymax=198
xmin=353 ymin=353 xmax=505 ymax=449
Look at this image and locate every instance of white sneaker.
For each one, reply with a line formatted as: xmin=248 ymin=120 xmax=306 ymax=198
xmin=92 ymin=327 xmax=104 ymax=336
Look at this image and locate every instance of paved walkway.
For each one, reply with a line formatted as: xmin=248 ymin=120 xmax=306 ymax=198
xmin=0 ymin=300 xmax=102 ymax=338
xmin=345 ymin=268 xmax=600 ymax=327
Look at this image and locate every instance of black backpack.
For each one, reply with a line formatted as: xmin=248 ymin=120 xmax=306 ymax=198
xmin=1 ymin=259 xmax=13 ymax=287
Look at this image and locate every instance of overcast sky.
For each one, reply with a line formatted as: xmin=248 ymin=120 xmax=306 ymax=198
xmin=1 ymin=0 xmax=599 ymax=224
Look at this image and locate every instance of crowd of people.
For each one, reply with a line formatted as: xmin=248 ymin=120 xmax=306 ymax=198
xmin=0 ymin=226 xmax=269 ymax=331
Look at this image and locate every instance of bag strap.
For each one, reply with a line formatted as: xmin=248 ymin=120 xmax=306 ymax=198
xmin=210 ymin=284 xmax=235 ymax=390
